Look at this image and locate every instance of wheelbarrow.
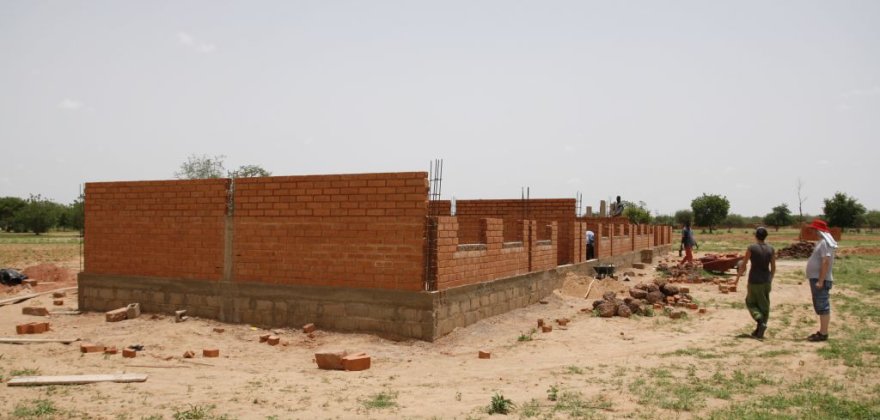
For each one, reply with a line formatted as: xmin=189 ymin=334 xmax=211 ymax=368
xmin=593 ymin=264 xmax=616 ymax=279
xmin=699 ymin=254 xmax=743 ymax=274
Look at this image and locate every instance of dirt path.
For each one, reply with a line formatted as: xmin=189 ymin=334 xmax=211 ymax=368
xmin=0 ymin=257 xmax=874 ymax=419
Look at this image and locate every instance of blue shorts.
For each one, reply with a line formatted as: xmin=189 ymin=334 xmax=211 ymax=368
xmin=809 ymin=278 xmax=832 ymax=315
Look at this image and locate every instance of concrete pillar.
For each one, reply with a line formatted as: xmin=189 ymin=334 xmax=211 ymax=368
xmin=599 ymin=200 xmax=606 ymax=218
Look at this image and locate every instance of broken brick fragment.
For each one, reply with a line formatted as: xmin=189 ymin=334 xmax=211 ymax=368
xmin=52 ymin=291 xmax=66 ymax=298
xmin=267 ymin=335 xmax=280 ymax=346
xmin=183 ymin=350 xmax=196 ymax=358
xmin=105 ymin=307 xmax=128 ymax=322
xmin=342 ymin=353 xmax=371 ymax=371
xmin=259 ymin=334 xmax=270 ymax=343
xmin=315 ymin=350 xmax=347 ymax=370
xmin=478 ymin=351 xmax=491 ymax=359
xmin=122 ymin=347 xmax=137 ymax=358
xmin=302 ymin=323 xmax=316 ymax=334
xmin=104 ymin=346 xmax=118 ymax=355
xmin=213 ymin=327 xmax=225 ymax=333
xmin=22 ymin=307 xmax=49 ymax=316
xmin=203 ymin=348 xmax=220 ymax=358
xmin=541 ymin=325 xmax=552 ymax=333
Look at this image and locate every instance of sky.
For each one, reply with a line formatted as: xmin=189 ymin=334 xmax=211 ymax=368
xmin=1 ymin=0 xmax=878 ymax=217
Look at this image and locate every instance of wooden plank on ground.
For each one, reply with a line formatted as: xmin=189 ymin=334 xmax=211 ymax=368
xmin=7 ymin=373 xmax=148 ymax=386
xmin=0 ymin=337 xmax=81 ymax=344
xmin=0 ymin=287 xmax=78 ymax=307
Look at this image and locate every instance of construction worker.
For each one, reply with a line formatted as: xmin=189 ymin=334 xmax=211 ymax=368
xmin=736 ymin=227 xmax=776 ymax=340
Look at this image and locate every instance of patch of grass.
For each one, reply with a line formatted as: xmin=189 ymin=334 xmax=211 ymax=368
xmin=486 ymin=392 xmax=515 ymax=415
xmin=661 ymin=347 xmax=722 ymax=359
xmin=172 ymin=404 xmax=230 ymax=420
xmin=10 ymin=368 xmax=40 ymax=377
xmin=816 ymin=325 xmax=880 ymax=367
xmin=361 ymin=391 xmax=398 ymax=410
xmin=629 ymin=366 xmax=777 ymax=413
xmin=518 ymin=398 xmax=542 ymax=417
xmin=708 ymin=386 xmax=880 ymax=419
xmin=12 ymin=398 xmax=58 ymax=418
xmin=757 ymin=348 xmax=797 ymax=358
xmin=552 ymin=391 xmax=611 ymax=417
xmin=834 ymin=255 xmax=880 ymax=292
xmin=565 ymin=365 xmax=584 ymax=375
xmin=547 ymin=384 xmax=558 ymax=401
xmin=517 ymin=328 xmax=536 ymax=342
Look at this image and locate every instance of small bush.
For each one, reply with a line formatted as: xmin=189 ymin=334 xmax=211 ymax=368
xmin=487 ymin=392 xmax=515 ymax=414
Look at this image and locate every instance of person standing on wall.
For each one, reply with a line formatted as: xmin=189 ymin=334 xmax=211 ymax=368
xmin=735 ymin=227 xmax=776 ymax=340
xmin=805 ymin=219 xmax=837 ymax=342
xmin=585 ymin=229 xmax=595 ymax=260
xmin=679 ymin=222 xmax=698 ymax=265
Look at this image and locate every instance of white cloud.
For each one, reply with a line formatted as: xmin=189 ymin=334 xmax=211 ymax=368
xmin=842 ymin=86 xmax=880 ymax=98
xmin=563 ymin=145 xmax=576 ymax=152
xmin=303 ymin=138 xmax=315 ymax=145
xmin=818 ymin=159 xmax=831 ymax=166
xmin=177 ymin=31 xmax=217 ymax=54
xmin=58 ymin=98 xmax=83 ymax=110
xmin=566 ymin=177 xmax=581 ymax=185
xmin=735 ymin=183 xmax=751 ymax=190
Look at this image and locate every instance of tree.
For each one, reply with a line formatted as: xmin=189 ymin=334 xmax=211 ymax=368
xmin=229 ymin=164 xmax=271 ymax=178
xmin=175 ymin=154 xmax=271 ymax=179
xmin=57 ymin=195 xmax=84 ymax=234
xmin=795 ymin=178 xmax=807 ymax=225
xmin=674 ymin=209 xmax=693 ymax=227
xmin=763 ymin=204 xmax=793 ymax=231
xmin=653 ymin=214 xmax=675 ymax=225
xmin=722 ymin=214 xmax=746 ymax=229
xmin=691 ymin=194 xmax=730 ymax=232
xmin=822 ymin=192 xmax=866 ymax=228
xmin=865 ymin=210 xmax=880 ymax=232
xmin=14 ymin=195 xmax=60 ymax=235
xmin=0 ymin=196 xmax=26 ymax=232
xmin=175 ymin=154 xmax=227 ymax=179
xmin=622 ymin=201 xmax=652 ymax=224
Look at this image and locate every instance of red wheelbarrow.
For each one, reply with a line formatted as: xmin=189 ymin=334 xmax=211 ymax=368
xmin=699 ymin=254 xmax=743 ymax=274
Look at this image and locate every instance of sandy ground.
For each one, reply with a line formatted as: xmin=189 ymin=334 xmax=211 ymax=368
xmin=0 ymin=255 xmax=875 ymax=419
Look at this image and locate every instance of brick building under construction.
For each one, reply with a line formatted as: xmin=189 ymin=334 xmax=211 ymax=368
xmin=78 ymin=171 xmax=672 ymax=340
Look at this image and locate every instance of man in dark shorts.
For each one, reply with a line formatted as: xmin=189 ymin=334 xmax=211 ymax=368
xmin=736 ymin=226 xmax=776 ymax=339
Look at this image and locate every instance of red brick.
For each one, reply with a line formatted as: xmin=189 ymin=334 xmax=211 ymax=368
xmin=556 ymin=318 xmax=570 ymax=326
xmin=259 ymin=334 xmax=270 ymax=343
xmin=315 ymin=350 xmax=347 ymax=370
xmin=478 ymin=351 xmax=491 ymax=359
xmin=213 ymin=327 xmax=225 ymax=333
xmin=53 ymin=299 xmax=64 ymax=306
xmin=267 ymin=335 xmax=280 ymax=346
xmin=203 ymin=348 xmax=220 ymax=358
xmin=302 ymin=323 xmax=316 ymax=333
xmin=183 ymin=350 xmax=195 ymax=358
xmin=52 ymin=291 xmax=66 ymax=298
xmin=104 ymin=346 xmax=118 ymax=355
xmin=342 ymin=353 xmax=371 ymax=371
xmin=537 ymin=319 xmax=544 ymax=327
xmin=22 ymin=307 xmax=49 ymax=317
xmin=541 ymin=325 xmax=552 ymax=333
xmin=81 ymin=343 xmax=105 ymax=353
xmin=122 ymin=347 xmax=137 ymax=358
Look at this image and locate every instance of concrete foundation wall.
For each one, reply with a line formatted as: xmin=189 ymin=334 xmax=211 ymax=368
xmin=78 ymin=273 xmax=436 ymax=341
xmin=80 ymin=244 xmax=669 ymax=341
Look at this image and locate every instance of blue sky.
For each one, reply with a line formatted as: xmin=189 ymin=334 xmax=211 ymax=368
xmin=1 ymin=1 xmax=878 ymax=216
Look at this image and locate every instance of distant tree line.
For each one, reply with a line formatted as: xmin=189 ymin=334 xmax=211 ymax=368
xmin=0 ymin=195 xmax=83 ymax=235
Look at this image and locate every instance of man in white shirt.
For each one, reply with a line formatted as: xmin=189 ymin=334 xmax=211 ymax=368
xmin=585 ymin=230 xmax=595 ymax=260
xmin=805 ymin=219 xmax=837 ymax=342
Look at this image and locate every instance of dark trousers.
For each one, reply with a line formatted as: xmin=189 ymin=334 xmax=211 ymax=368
xmin=586 ymin=244 xmax=595 ymax=260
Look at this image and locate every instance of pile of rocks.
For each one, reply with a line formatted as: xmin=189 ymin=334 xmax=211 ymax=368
xmin=591 ymin=279 xmax=702 ymax=319
xmin=778 ymin=241 xmax=815 ymax=259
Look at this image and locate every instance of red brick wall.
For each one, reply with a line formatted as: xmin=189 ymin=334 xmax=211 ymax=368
xmin=428 ymin=200 xmax=452 ymax=216
xmin=84 ymin=179 xmax=228 ymax=280
xmin=434 ymin=217 xmax=530 ymax=290
xmin=455 ymin=199 xmax=575 ymax=264
xmin=233 ymin=172 xmax=428 ymax=291
xmin=799 ymin=226 xmax=842 ymax=241
xmin=531 ymin=222 xmax=558 ymax=271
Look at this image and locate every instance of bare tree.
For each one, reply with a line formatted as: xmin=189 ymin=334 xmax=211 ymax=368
xmin=796 ymin=178 xmax=807 ymax=224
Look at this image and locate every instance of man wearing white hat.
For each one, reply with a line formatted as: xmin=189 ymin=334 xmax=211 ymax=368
xmin=806 ymin=219 xmax=837 ymax=342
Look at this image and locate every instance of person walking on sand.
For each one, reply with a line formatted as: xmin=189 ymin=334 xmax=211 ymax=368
xmin=805 ymin=219 xmax=837 ymax=342
xmin=736 ymin=227 xmax=776 ymax=339
xmin=679 ymin=222 xmax=697 ymax=265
